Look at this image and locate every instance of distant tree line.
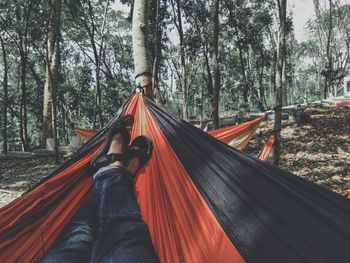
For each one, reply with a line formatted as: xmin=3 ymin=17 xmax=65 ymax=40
xmin=0 ymin=0 xmax=349 ymax=159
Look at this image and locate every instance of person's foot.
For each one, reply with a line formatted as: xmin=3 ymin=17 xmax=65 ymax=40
xmin=107 ymin=131 xmax=126 ymax=166
xmin=126 ymin=155 xmax=140 ymax=175
xmin=90 ymin=115 xmax=134 ymax=169
xmin=106 ymin=115 xmax=134 ymax=167
xmin=126 ymin=136 xmax=153 ymax=175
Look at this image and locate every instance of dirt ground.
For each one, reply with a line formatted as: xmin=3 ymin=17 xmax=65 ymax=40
xmin=245 ymin=105 xmax=350 ymax=198
xmin=0 ymin=155 xmax=66 ymax=207
xmin=0 ymin=105 xmax=349 ymax=208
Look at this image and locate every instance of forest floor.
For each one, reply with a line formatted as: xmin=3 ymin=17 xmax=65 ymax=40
xmin=245 ymin=104 xmax=350 ymax=198
xmin=0 ymin=105 xmax=349 ymax=208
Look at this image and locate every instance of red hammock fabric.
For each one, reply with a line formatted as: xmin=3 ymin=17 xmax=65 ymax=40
xmin=74 ymin=116 xmax=266 ymax=150
xmin=335 ymin=100 xmax=350 ymax=107
xmin=0 ymin=93 xmax=244 ymax=263
xmin=207 ymin=116 xmax=266 ymax=150
xmin=258 ymin=135 xmax=275 ymax=161
xmin=124 ymin=94 xmax=244 ymax=262
xmin=0 ymin=148 xmax=100 ymax=262
xmin=73 ymin=128 xmax=97 ymax=140
xmin=1 ymin=93 xmax=350 ymax=263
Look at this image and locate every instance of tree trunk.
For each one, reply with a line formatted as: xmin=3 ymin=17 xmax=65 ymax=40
xmin=61 ymin=104 xmax=68 ymax=145
xmin=86 ymin=0 xmax=106 ymax=130
xmin=211 ymin=0 xmax=220 ymax=128
xmin=325 ymin=0 xmax=333 ymax=99
xmin=15 ymin=6 xmax=30 ymax=151
xmin=258 ymin=63 xmax=266 ymax=104
xmin=272 ymin=0 xmax=287 ymax=166
xmin=176 ymin=0 xmax=188 ymax=119
xmin=19 ymin=49 xmax=29 ymax=151
xmin=93 ymin=63 xmax=102 ymax=129
xmin=203 ymin=44 xmax=213 ymax=97
xmin=237 ymin=40 xmax=249 ymax=104
xmin=14 ymin=3 xmax=36 ymax=151
xmin=152 ymin=0 xmax=161 ymax=92
xmin=43 ymin=0 xmax=62 ymax=163
xmin=0 ymin=34 xmax=8 ymax=154
xmin=282 ymin=59 xmax=288 ymax=106
xmin=132 ymin=0 xmax=153 ymax=96
xmin=313 ymin=0 xmax=334 ymax=99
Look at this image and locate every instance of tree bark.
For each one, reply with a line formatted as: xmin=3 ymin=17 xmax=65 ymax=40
xmin=15 ymin=5 xmax=31 ymax=151
xmin=313 ymin=0 xmax=334 ymax=99
xmin=132 ymin=0 xmax=153 ymax=96
xmin=170 ymin=0 xmax=187 ymax=119
xmin=282 ymin=59 xmax=288 ymax=106
xmin=272 ymin=0 xmax=287 ymax=166
xmin=0 ymin=34 xmax=8 ymax=154
xmin=87 ymin=0 xmax=108 ymax=130
xmin=19 ymin=45 xmax=29 ymax=151
xmin=325 ymin=0 xmax=333 ymax=98
xmin=152 ymin=0 xmax=161 ymax=92
xmin=194 ymin=21 xmax=213 ymax=105
xmin=43 ymin=0 xmax=62 ymax=163
xmin=211 ymin=0 xmax=220 ymax=128
xmin=258 ymin=57 xmax=266 ymax=105
xmin=237 ymin=42 xmax=249 ymax=104
xmin=203 ymin=44 xmax=213 ymax=97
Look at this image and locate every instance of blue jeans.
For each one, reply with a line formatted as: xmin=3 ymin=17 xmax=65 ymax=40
xmin=39 ymin=166 xmax=159 ymax=263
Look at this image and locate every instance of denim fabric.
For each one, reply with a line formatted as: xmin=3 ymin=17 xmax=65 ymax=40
xmin=37 ymin=199 xmax=97 ymax=263
xmin=38 ymin=166 xmax=159 ymax=263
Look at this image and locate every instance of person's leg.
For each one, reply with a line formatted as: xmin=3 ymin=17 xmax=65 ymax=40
xmin=94 ymin=219 xmax=159 ymax=263
xmin=39 ymin=117 xmax=134 ymax=263
xmin=38 ymin=192 xmax=97 ymax=263
xmin=91 ymin=168 xmax=159 ymax=263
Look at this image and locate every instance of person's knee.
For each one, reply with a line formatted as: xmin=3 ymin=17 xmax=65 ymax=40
xmin=46 ymin=221 xmax=96 ymax=257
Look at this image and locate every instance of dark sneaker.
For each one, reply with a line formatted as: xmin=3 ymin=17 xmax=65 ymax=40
xmin=90 ymin=115 xmax=134 ymax=169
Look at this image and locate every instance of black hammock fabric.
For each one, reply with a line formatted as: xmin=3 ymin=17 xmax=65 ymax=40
xmin=144 ymin=96 xmax=350 ymax=263
xmin=0 ymin=92 xmax=349 ymax=263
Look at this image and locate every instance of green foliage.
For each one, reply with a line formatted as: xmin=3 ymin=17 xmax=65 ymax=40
xmin=1 ymin=0 xmax=349 ymax=150
xmin=304 ymin=3 xmax=350 ymax=97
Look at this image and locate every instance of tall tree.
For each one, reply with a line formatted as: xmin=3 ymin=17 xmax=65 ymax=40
xmin=66 ymin=0 xmax=110 ymax=129
xmin=43 ymin=0 xmax=62 ymax=162
xmin=211 ymin=0 xmax=220 ymax=128
xmin=15 ymin=3 xmax=36 ymax=151
xmin=0 ymin=33 xmax=8 ymax=154
xmin=152 ymin=0 xmax=161 ymax=92
xmin=88 ymin=0 xmax=109 ymax=129
xmin=311 ymin=1 xmax=350 ymax=98
xmin=324 ymin=0 xmax=333 ymax=98
xmin=272 ymin=0 xmax=287 ymax=166
xmin=170 ymin=0 xmax=188 ymax=119
xmin=132 ymin=0 xmax=153 ymax=96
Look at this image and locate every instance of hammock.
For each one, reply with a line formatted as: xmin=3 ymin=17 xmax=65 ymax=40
xmin=335 ymin=100 xmax=350 ymax=107
xmin=1 ymin=93 xmax=350 ymax=263
xmin=258 ymin=135 xmax=275 ymax=161
xmin=74 ymin=116 xmax=266 ymax=150
xmin=207 ymin=116 xmax=265 ymax=150
xmin=73 ymin=127 xmax=97 ymax=140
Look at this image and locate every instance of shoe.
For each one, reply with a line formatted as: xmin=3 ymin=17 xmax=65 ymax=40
xmin=126 ymin=136 xmax=153 ymax=172
xmin=90 ymin=115 xmax=134 ymax=169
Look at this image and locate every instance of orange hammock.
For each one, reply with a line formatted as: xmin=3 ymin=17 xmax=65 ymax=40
xmin=207 ymin=116 xmax=266 ymax=150
xmin=258 ymin=135 xmax=275 ymax=161
xmin=1 ymin=93 xmax=349 ymax=262
xmin=74 ymin=116 xmax=266 ymax=151
xmin=73 ymin=128 xmax=97 ymax=140
xmin=0 ymin=93 xmax=243 ymax=262
xmin=336 ymin=100 xmax=350 ymax=107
